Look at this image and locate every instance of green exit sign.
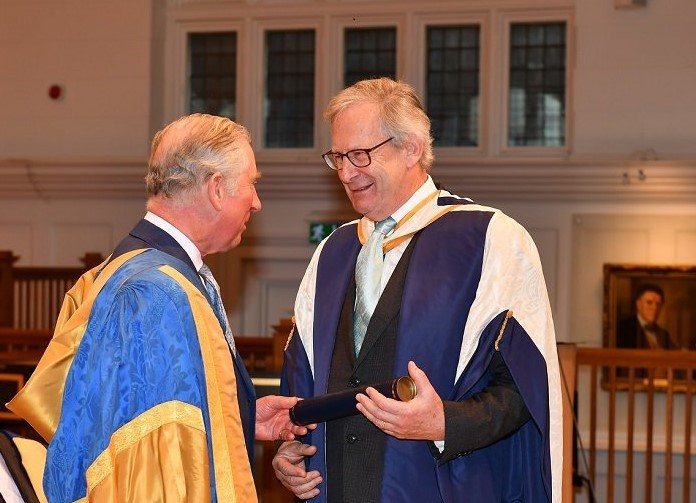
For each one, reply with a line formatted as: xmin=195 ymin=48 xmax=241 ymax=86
xmin=309 ymin=222 xmax=343 ymax=243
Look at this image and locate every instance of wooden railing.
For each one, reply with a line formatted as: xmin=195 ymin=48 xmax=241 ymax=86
xmin=0 ymin=250 xmax=288 ymax=371
xmin=0 ymin=328 xmax=53 ymax=365
xmin=0 ymin=250 xmax=104 ymax=330
xmin=566 ymin=346 xmax=696 ymax=503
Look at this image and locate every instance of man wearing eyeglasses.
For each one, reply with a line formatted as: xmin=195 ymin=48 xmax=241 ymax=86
xmin=273 ymin=78 xmax=562 ymax=502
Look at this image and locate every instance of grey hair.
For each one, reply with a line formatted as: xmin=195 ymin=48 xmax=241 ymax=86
xmin=323 ymin=78 xmax=434 ymax=171
xmin=145 ymin=113 xmax=251 ymax=199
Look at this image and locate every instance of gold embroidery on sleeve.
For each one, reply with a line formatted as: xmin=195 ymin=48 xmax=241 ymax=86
xmin=284 ymin=317 xmax=296 ymax=352
xmin=494 ymin=310 xmax=514 ymax=351
xmin=86 ymin=400 xmax=203 ymax=489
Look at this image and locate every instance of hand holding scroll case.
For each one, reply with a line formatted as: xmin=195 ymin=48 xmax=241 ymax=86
xmin=289 ymin=376 xmax=417 ymax=426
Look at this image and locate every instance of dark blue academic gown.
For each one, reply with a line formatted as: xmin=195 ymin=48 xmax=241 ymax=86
xmin=283 ymin=208 xmax=554 ymax=502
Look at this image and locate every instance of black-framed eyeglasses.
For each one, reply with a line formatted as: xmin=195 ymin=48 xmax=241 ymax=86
xmin=321 ymin=137 xmax=394 ymax=171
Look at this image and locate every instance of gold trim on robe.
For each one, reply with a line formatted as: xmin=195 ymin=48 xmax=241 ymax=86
xmin=7 ymin=250 xmax=146 ymax=442
xmin=357 ymin=190 xmax=458 ymax=253
xmin=161 ymin=265 xmax=256 ymax=503
xmin=85 ymin=401 xmax=209 ymax=502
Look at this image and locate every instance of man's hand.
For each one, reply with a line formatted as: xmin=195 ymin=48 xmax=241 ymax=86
xmin=355 ymin=360 xmax=445 ymax=441
xmin=255 ymin=395 xmax=315 ymax=441
xmin=272 ymin=441 xmax=322 ymax=500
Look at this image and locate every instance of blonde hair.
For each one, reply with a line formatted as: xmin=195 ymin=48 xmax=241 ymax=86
xmin=324 ymin=78 xmax=434 ymax=171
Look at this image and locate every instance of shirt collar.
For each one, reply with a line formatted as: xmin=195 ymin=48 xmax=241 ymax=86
xmin=144 ymin=211 xmax=204 ymax=271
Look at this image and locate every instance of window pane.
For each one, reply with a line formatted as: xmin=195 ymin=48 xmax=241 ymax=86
xmin=426 ymin=25 xmax=480 ymax=147
xmin=344 ymin=27 xmax=396 ymax=87
xmin=508 ymin=22 xmax=566 ymax=147
xmin=188 ymin=32 xmax=237 ymax=119
xmin=265 ymin=30 xmax=315 ymax=148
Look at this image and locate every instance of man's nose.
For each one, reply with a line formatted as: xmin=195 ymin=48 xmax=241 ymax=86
xmin=337 ymin=159 xmax=359 ymax=182
xmin=251 ymin=186 xmax=262 ymax=212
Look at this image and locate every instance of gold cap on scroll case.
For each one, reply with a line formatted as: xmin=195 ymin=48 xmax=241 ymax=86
xmin=393 ymin=376 xmax=417 ymax=401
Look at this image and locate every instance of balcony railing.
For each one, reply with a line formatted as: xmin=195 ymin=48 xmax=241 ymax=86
xmin=562 ymin=346 xmax=696 ymax=503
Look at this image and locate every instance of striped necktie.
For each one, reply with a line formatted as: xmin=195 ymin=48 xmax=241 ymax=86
xmin=199 ymin=264 xmax=236 ymax=355
xmin=353 ymin=217 xmax=397 ymax=356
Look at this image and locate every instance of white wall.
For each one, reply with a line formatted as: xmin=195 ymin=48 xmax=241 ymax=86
xmin=0 ymin=1 xmax=159 ymax=158
xmin=574 ymin=0 xmax=696 ymax=156
xmin=0 ymin=199 xmax=144 ymax=266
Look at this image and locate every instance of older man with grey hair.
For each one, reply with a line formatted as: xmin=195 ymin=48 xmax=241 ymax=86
xmin=10 ymin=113 xmax=310 ymax=503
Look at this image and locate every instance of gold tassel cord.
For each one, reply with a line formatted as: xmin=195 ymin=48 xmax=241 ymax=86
xmin=494 ymin=310 xmax=513 ymax=351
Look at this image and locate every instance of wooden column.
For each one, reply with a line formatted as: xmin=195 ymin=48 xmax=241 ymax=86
xmin=0 ymin=251 xmax=18 ymax=328
xmin=557 ymin=343 xmax=577 ymax=503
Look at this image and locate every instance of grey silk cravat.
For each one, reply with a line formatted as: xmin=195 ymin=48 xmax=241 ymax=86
xmin=353 ymin=217 xmax=397 ymax=356
xmin=199 ymin=264 xmax=236 ymax=355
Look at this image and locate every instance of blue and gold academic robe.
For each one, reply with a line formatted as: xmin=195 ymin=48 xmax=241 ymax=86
xmin=9 ymin=248 xmax=257 ymax=502
xmin=282 ymin=190 xmax=563 ymax=502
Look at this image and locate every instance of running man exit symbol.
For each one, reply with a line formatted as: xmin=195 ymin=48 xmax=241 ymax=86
xmin=309 ymin=222 xmax=341 ymax=243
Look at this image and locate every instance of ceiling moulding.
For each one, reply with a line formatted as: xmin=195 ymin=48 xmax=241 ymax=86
xmin=0 ymin=157 xmax=695 ymax=203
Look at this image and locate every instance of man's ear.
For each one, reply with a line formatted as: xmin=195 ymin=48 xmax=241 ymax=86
xmin=207 ymin=172 xmax=225 ymax=211
xmin=403 ymin=135 xmax=424 ymax=168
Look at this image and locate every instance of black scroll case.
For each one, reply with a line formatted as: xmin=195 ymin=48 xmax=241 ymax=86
xmin=289 ymin=376 xmax=417 ymax=426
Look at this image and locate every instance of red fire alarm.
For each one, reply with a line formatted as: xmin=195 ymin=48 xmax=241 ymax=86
xmin=48 ymin=85 xmax=62 ymax=100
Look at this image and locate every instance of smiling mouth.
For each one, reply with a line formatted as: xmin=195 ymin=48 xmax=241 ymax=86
xmin=350 ymin=183 xmax=373 ymax=193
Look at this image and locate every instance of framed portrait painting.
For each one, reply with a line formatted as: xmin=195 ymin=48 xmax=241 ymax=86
xmin=603 ymin=264 xmax=696 ymax=351
xmin=602 ymin=264 xmax=696 ymax=390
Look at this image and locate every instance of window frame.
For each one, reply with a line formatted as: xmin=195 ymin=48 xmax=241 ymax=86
xmin=166 ymin=4 xmax=574 ymax=164
xmin=167 ymin=17 xmax=246 ymax=122
xmin=262 ymin=28 xmax=318 ymax=149
xmin=250 ymin=17 xmax=325 ymax=160
xmin=187 ymin=31 xmax=239 ymax=119
xmin=329 ymin=14 xmax=407 ymax=90
xmin=413 ymin=12 xmax=490 ymax=161
xmin=497 ymin=9 xmax=574 ymax=158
